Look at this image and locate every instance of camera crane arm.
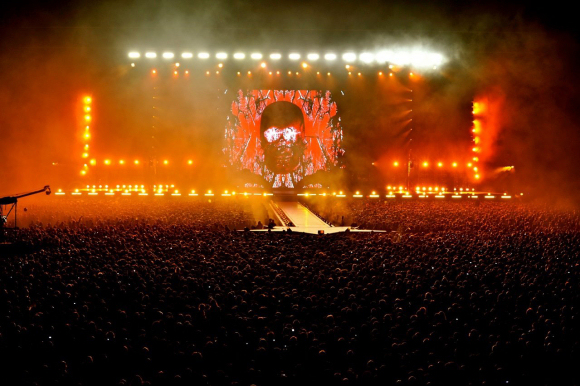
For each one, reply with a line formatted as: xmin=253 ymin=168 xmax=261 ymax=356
xmin=0 ymin=185 xmax=51 ymax=228
xmin=0 ymin=185 xmax=51 ymax=205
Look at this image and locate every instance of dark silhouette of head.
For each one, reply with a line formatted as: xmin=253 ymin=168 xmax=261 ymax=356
xmin=260 ymin=101 xmax=306 ymax=174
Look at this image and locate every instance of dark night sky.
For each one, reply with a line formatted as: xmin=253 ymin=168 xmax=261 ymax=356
xmin=1 ymin=0 xmax=579 ymax=203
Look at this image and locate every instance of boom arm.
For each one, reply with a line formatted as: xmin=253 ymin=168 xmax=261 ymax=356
xmin=0 ymin=185 xmax=51 ymax=205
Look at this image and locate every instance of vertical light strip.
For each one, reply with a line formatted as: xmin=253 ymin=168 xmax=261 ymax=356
xmin=81 ymin=95 xmax=92 ymax=176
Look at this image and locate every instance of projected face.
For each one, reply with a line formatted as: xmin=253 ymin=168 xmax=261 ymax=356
xmin=260 ymin=101 xmax=306 ymax=174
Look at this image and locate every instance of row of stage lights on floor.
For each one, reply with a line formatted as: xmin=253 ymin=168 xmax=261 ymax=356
xmin=128 ymin=50 xmax=444 ymax=68
xmin=146 ymin=65 xmax=405 ymax=78
xmin=54 ymin=188 xmax=513 ymax=199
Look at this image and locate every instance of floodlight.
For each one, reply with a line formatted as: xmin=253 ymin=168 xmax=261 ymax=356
xmin=198 ymin=52 xmax=210 ymax=59
xmin=430 ymin=53 xmax=444 ymax=66
xmin=181 ymin=52 xmax=193 ymax=59
xmin=250 ymin=53 xmax=263 ymax=59
xmin=375 ymin=50 xmax=393 ymax=63
xmin=145 ymin=52 xmax=157 ymax=58
xmin=216 ymin=52 xmax=228 ymax=59
xmin=162 ymin=52 xmax=174 ymax=59
xmin=342 ymin=52 xmax=356 ymax=62
xmin=233 ymin=52 xmax=245 ymax=59
xmin=270 ymin=53 xmax=282 ymax=60
xmin=128 ymin=52 xmax=140 ymax=59
xmin=289 ymin=53 xmax=301 ymax=60
xmin=359 ymin=52 xmax=374 ymax=63
xmin=324 ymin=53 xmax=337 ymax=60
xmin=307 ymin=53 xmax=319 ymax=61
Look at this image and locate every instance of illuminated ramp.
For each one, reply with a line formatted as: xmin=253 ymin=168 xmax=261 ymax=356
xmin=275 ymin=201 xmax=330 ymax=229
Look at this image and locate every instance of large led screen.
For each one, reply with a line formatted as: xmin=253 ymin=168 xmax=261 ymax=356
xmin=224 ymin=90 xmax=345 ymax=189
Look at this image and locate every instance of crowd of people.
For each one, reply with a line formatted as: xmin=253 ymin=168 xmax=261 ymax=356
xmin=1 ymin=198 xmax=579 ymax=385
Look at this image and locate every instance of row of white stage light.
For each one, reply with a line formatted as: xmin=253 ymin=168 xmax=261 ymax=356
xmin=127 ymin=50 xmax=445 ymax=68
xmin=54 ymin=190 xmax=512 ymax=199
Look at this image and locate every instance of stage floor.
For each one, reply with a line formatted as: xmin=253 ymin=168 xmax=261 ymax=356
xmin=259 ymin=201 xmax=385 ymax=234
xmin=275 ymin=201 xmax=330 ymax=229
xmin=250 ymin=226 xmax=384 ymax=234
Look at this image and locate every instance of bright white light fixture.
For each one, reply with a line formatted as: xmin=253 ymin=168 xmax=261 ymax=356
xmin=145 ymin=52 xmax=157 ymax=59
xmin=216 ymin=52 xmax=228 ymax=59
xmin=289 ymin=53 xmax=301 ymax=60
xmin=392 ymin=52 xmax=411 ymax=65
xmin=250 ymin=53 xmax=262 ymax=59
xmin=233 ymin=52 xmax=245 ymax=59
xmin=162 ymin=52 xmax=174 ymax=59
xmin=324 ymin=53 xmax=337 ymax=61
xmin=128 ymin=52 xmax=140 ymax=59
xmin=270 ymin=53 xmax=282 ymax=60
xmin=342 ymin=52 xmax=357 ymax=62
xmin=375 ymin=50 xmax=393 ymax=64
xmin=359 ymin=52 xmax=374 ymax=63
xmin=198 ymin=52 xmax=210 ymax=59
xmin=430 ymin=53 xmax=444 ymax=66
xmin=307 ymin=53 xmax=320 ymax=61
xmin=181 ymin=52 xmax=193 ymax=59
